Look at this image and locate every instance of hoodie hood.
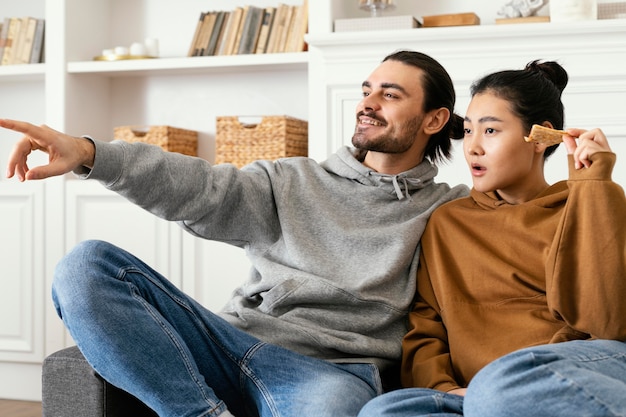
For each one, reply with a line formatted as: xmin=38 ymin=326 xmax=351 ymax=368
xmin=470 ymin=181 xmax=569 ymax=210
xmin=320 ymin=146 xmax=439 ymax=200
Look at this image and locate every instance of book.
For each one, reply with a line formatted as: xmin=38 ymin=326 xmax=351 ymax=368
xmin=16 ymin=17 xmax=38 ymax=64
xmin=187 ymin=12 xmax=207 ymax=56
xmin=195 ymin=11 xmax=217 ymax=56
xmin=218 ymin=7 xmax=243 ymax=55
xmin=231 ymin=6 xmax=250 ymax=55
xmin=237 ymin=6 xmax=264 ymax=54
xmin=275 ymin=5 xmax=295 ymax=53
xmin=265 ymin=4 xmax=289 ymax=54
xmin=232 ymin=6 xmax=252 ymax=55
xmin=204 ymin=11 xmax=227 ymax=56
xmin=0 ymin=17 xmax=10 ymax=63
xmin=422 ymin=12 xmax=480 ymax=27
xmin=1 ymin=17 xmax=21 ymax=65
xmin=285 ymin=0 xmax=308 ymax=52
xmin=495 ymin=16 xmax=550 ymax=24
xmin=29 ymin=19 xmax=45 ymax=63
xmin=213 ymin=11 xmax=230 ymax=55
xmin=255 ymin=7 xmax=276 ymax=54
xmin=9 ymin=17 xmax=25 ymax=64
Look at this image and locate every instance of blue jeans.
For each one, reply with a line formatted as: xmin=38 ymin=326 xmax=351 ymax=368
xmin=52 ymin=240 xmax=383 ymax=417
xmin=358 ymin=339 xmax=626 ymax=417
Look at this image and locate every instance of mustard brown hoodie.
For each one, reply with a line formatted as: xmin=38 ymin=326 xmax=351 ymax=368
xmin=402 ymin=152 xmax=626 ymax=392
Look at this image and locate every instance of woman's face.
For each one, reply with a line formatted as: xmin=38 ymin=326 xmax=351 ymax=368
xmin=463 ymin=92 xmax=548 ymax=204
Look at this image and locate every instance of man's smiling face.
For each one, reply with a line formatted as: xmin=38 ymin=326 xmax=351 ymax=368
xmin=352 ymin=59 xmax=427 ymax=155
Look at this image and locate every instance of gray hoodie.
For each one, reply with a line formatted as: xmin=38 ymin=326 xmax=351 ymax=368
xmin=83 ymin=140 xmax=468 ymax=372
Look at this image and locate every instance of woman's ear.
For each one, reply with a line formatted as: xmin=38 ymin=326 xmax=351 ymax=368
xmin=534 ymin=121 xmax=555 ymax=153
xmin=423 ymin=107 xmax=450 ymax=135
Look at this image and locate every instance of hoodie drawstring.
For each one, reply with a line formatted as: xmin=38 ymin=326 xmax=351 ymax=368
xmin=382 ymin=176 xmax=423 ymax=200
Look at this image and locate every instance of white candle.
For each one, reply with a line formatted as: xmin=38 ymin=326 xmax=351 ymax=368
xmin=114 ymin=46 xmax=129 ymax=56
xmin=144 ymin=38 xmax=159 ymax=57
xmin=129 ymin=42 xmax=147 ymax=56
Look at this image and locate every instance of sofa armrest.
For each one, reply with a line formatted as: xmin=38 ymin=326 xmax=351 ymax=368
xmin=42 ymin=346 xmax=157 ymax=417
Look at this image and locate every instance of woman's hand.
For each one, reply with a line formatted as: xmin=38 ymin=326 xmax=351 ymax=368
xmin=1 ymin=119 xmax=95 ymax=181
xmin=563 ymin=128 xmax=612 ymax=170
xmin=447 ymin=388 xmax=467 ymax=397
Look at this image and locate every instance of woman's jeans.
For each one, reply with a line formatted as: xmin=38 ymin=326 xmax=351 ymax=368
xmin=52 ymin=240 xmax=383 ymax=417
xmin=358 ymin=339 xmax=626 ymax=417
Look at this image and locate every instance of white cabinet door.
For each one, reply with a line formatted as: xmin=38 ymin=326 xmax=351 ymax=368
xmin=65 ymin=181 xmax=182 ymax=286
xmin=0 ymin=181 xmax=45 ymax=400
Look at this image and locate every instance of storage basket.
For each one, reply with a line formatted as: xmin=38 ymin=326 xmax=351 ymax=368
xmin=216 ymin=116 xmax=308 ymax=167
xmin=113 ymin=125 xmax=198 ymax=156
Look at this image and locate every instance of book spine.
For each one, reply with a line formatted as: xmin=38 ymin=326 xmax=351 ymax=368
xmin=276 ymin=6 xmax=295 ymax=53
xmin=17 ymin=17 xmax=38 ymax=64
xmin=29 ymin=19 xmax=45 ymax=63
xmin=204 ymin=11 xmax=226 ymax=56
xmin=266 ymin=4 xmax=288 ymax=54
xmin=2 ymin=18 xmax=21 ymax=65
xmin=255 ymin=7 xmax=276 ymax=54
xmin=0 ymin=17 xmax=11 ymax=63
xmin=222 ymin=7 xmax=243 ymax=55
xmin=187 ymin=12 xmax=206 ymax=57
xmin=237 ymin=6 xmax=264 ymax=55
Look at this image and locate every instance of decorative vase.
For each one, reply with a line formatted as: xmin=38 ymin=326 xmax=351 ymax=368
xmin=359 ymin=0 xmax=396 ymax=17
xmin=550 ymin=0 xmax=598 ymax=22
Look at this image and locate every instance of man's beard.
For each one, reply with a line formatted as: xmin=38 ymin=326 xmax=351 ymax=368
xmin=352 ymin=112 xmax=424 ymax=154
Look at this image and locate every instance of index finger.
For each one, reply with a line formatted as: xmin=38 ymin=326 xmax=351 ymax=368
xmin=0 ymin=118 xmax=43 ymax=136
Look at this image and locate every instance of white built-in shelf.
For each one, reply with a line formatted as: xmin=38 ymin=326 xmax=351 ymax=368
xmin=307 ymin=18 xmax=626 ymax=53
xmin=67 ymin=52 xmax=309 ymax=77
xmin=0 ymin=63 xmax=45 ymax=82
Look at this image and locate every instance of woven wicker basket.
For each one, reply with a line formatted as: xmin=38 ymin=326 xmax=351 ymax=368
xmin=216 ymin=116 xmax=308 ymax=167
xmin=114 ymin=125 xmax=198 ymax=156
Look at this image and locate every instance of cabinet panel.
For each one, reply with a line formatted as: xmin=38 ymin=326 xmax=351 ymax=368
xmin=0 ymin=183 xmax=45 ymax=363
xmin=65 ymin=181 xmax=181 ymax=286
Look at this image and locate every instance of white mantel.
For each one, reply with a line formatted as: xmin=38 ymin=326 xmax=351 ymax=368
xmin=306 ymin=18 xmax=626 ymax=187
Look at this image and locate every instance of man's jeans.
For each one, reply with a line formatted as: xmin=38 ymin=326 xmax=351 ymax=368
xmin=358 ymin=339 xmax=626 ymax=417
xmin=52 ymin=240 xmax=383 ymax=417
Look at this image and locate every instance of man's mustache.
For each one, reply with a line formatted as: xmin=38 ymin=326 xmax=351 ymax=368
xmin=357 ymin=111 xmax=386 ymax=125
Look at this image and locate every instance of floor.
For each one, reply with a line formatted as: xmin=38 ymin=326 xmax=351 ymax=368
xmin=0 ymin=399 xmax=42 ymax=417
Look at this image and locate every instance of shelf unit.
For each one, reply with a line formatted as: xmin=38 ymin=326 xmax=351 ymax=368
xmin=1 ymin=0 xmax=625 ymax=402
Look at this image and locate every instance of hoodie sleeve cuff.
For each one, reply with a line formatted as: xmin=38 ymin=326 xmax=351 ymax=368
xmin=568 ymin=152 xmax=616 ymax=181
xmin=72 ymin=136 xmax=126 ymax=186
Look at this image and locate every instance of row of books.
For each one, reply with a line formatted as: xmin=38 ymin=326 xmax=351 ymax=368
xmin=188 ymin=1 xmax=308 ymax=57
xmin=0 ymin=17 xmax=45 ymax=65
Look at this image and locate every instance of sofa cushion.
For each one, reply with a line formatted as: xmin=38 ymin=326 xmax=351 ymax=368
xmin=42 ymin=346 xmax=157 ymax=417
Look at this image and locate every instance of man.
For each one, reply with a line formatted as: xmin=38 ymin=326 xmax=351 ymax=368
xmin=2 ymin=51 xmax=468 ymax=417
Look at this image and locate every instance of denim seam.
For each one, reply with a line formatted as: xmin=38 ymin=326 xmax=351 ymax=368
xmin=239 ymin=342 xmax=281 ymax=417
xmin=123 ymin=267 xmax=224 ymax=412
xmin=542 ymin=353 xmax=624 ymax=417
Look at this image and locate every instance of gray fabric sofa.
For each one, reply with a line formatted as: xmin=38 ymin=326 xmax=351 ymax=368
xmin=42 ymin=346 xmax=157 ymax=417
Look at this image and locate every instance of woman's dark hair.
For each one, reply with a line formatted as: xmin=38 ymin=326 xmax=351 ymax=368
xmin=470 ymin=60 xmax=569 ymax=158
xmin=383 ymin=50 xmax=464 ymax=164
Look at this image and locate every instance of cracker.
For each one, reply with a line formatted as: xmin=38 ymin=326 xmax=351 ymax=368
xmin=524 ymin=124 xmax=567 ymax=146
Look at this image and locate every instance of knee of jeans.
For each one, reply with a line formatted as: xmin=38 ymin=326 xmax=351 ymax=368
xmin=465 ymin=348 xmax=547 ymax=417
xmin=52 ymin=240 xmax=116 ymax=312
xmin=357 ymin=394 xmax=393 ymax=417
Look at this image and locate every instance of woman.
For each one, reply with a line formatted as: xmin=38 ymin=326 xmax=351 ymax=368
xmin=358 ymin=60 xmax=626 ymax=417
